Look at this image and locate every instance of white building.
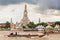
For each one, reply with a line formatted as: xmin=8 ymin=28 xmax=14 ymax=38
xmin=15 ymin=4 xmax=30 ymax=29
xmin=55 ymin=25 xmax=60 ymax=29
xmin=54 ymin=25 xmax=60 ymax=32
xmin=46 ymin=25 xmax=53 ymax=29
xmin=36 ymin=25 xmax=45 ymax=32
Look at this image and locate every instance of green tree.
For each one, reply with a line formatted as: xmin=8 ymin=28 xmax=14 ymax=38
xmin=27 ymin=22 xmax=36 ymax=29
xmin=5 ymin=21 xmax=10 ymax=28
xmin=37 ymin=23 xmax=41 ymax=26
xmin=22 ymin=26 xmax=26 ymax=28
xmin=40 ymin=22 xmax=48 ymax=27
xmin=55 ymin=21 xmax=60 ymax=25
xmin=50 ymin=24 xmax=56 ymax=28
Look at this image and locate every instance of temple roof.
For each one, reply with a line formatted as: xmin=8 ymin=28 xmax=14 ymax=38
xmin=55 ymin=25 xmax=60 ymax=29
xmin=36 ymin=25 xmax=45 ymax=29
xmin=46 ymin=25 xmax=53 ymax=28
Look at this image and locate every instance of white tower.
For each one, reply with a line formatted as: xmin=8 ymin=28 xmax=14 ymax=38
xmin=19 ymin=4 xmax=30 ymax=28
xmin=10 ymin=18 xmax=15 ymax=29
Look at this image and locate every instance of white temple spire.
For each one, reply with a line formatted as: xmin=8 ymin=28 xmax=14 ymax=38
xmin=18 ymin=2 xmax=30 ymax=28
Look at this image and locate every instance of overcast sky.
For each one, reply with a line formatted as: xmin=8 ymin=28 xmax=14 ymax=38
xmin=0 ymin=0 xmax=60 ymax=23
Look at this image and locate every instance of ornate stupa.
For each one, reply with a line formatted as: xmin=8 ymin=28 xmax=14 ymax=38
xmin=17 ymin=4 xmax=30 ymax=28
xmin=10 ymin=18 xmax=15 ymax=29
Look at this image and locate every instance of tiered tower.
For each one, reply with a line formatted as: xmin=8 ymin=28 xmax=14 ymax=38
xmin=19 ymin=4 xmax=30 ymax=28
xmin=10 ymin=18 xmax=15 ymax=29
xmin=39 ymin=18 xmax=40 ymax=23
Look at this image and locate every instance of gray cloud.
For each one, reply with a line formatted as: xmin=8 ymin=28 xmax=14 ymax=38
xmin=0 ymin=0 xmax=60 ymax=11
xmin=36 ymin=0 xmax=60 ymax=10
xmin=0 ymin=0 xmax=60 ymax=10
xmin=0 ymin=0 xmax=24 ymax=5
xmin=26 ymin=0 xmax=37 ymax=4
xmin=0 ymin=0 xmax=37 ymax=5
xmin=33 ymin=0 xmax=60 ymax=16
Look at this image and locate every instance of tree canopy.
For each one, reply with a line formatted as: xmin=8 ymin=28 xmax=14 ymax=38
xmin=27 ymin=22 xmax=36 ymax=29
xmin=5 ymin=21 xmax=10 ymax=28
xmin=37 ymin=22 xmax=48 ymax=27
xmin=55 ymin=21 xmax=60 ymax=25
